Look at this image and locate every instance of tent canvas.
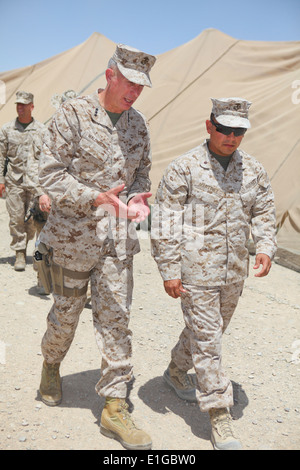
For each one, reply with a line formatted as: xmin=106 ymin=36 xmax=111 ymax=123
xmin=1 ymin=29 xmax=299 ymax=255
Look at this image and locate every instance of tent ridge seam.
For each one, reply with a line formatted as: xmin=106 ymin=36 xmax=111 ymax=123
xmin=79 ymin=70 xmax=106 ymax=95
xmin=43 ymin=70 xmax=106 ymax=125
xmin=148 ymin=39 xmax=241 ymax=122
xmin=0 ymin=64 xmax=37 ymax=112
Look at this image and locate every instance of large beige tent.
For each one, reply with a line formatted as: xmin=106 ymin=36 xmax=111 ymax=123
xmin=1 ymin=29 xmax=299 ymax=257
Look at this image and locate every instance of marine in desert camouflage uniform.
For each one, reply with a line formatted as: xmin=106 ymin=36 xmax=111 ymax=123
xmin=151 ymin=97 xmax=277 ymax=450
xmin=38 ymin=44 xmax=156 ymax=450
xmin=0 ymin=91 xmax=49 ymax=271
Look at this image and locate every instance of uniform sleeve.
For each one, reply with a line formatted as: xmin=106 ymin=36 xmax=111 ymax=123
xmin=251 ymin=168 xmax=277 ymax=260
xmin=151 ymin=161 xmax=189 ymax=280
xmin=127 ymin=118 xmax=151 ymax=201
xmin=39 ymin=104 xmax=99 ymax=212
xmin=0 ymin=126 xmax=8 ymax=185
xmin=26 ymin=124 xmax=47 ymax=197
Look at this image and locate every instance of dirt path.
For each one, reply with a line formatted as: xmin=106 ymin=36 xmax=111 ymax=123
xmin=0 ymin=197 xmax=299 ymax=450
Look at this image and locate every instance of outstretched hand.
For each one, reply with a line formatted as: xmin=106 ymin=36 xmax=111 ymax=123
xmin=93 ymin=184 xmax=129 ymax=219
xmin=127 ymin=192 xmax=152 ymax=223
xmin=93 ymin=184 xmax=151 ymax=222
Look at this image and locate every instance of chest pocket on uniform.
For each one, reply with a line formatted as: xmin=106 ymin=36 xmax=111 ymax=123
xmin=192 ymin=187 xmax=222 ymax=225
xmin=240 ymin=178 xmax=258 ymax=214
xmin=7 ymin=137 xmax=20 ymax=157
xmin=79 ymin=133 xmax=111 ymax=165
xmin=70 ymin=133 xmax=112 ymax=184
xmin=192 ymin=183 xmax=222 ymax=207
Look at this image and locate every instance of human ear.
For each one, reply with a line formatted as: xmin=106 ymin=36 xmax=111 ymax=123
xmin=106 ymin=68 xmax=114 ymax=83
xmin=206 ymin=119 xmax=212 ymax=135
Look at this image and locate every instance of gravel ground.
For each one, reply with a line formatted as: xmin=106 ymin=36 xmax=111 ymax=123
xmin=0 ymin=197 xmax=299 ymax=451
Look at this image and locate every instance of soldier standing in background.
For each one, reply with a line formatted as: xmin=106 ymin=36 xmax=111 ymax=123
xmin=151 ymin=98 xmax=277 ymax=450
xmin=0 ymin=91 xmax=50 ymax=271
xmin=38 ymin=45 xmax=156 ymax=450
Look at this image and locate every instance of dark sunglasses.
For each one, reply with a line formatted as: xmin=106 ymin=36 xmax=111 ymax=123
xmin=210 ymin=115 xmax=247 ymax=137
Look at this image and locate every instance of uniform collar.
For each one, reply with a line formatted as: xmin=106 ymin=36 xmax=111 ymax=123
xmin=89 ymin=90 xmax=130 ymax=130
xmin=14 ymin=118 xmax=36 ymax=131
xmin=201 ymin=139 xmax=244 ymax=171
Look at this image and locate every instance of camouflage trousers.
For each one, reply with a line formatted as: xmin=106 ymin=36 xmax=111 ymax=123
xmin=5 ymin=180 xmax=36 ymax=251
xmin=41 ymin=242 xmax=134 ymax=398
xmin=171 ymin=281 xmax=244 ymax=412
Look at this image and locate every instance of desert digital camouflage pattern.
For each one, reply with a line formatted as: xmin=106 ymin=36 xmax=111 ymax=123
xmin=152 ymin=138 xmax=277 ymax=411
xmin=42 ymin=238 xmax=134 ymax=398
xmin=0 ymin=118 xmax=47 ymax=250
xmin=113 ymin=44 xmax=156 ymax=88
xmin=39 ymin=90 xmax=151 ymax=270
xmin=211 ymin=97 xmax=252 ymax=128
xmin=0 ymin=118 xmax=47 ymax=193
xmin=15 ymin=91 xmax=34 ymax=105
xmin=171 ymin=281 xmax=244 ymax=411
xmin=38 ymin=91 xmax=152 ymax=396
xmin=151 ymin=140 xmax=277 ymax=286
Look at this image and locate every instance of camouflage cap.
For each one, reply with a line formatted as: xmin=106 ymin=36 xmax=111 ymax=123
xmin=15 ymin=91 xmax=34 ymax=104
xmin=211 ymin=97 xmax=252 ymax=128
xmin=112 ymin=44 xmax=156 ymax=88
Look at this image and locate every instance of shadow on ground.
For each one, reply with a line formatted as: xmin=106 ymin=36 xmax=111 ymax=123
xmin=34 ymin=368 xmax=249 ymax=442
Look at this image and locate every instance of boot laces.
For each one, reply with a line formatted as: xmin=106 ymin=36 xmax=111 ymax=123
xmin=213 ymin=411 xmax=235 ymax=439
xmin=116 ymin=400 xmax=138 ymax=430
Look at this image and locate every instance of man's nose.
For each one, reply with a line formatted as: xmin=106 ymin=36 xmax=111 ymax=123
xmin=227 ymin=132 xmax=237 ymax=140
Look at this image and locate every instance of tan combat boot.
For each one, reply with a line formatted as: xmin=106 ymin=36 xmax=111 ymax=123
xmin=209 ymin=407 xmax=242 ymax=450
xmin=163 ymin=360 xmax=197 ymax=402
xmin=100 ymin=397 xmax=152 ymax=450
xmin=14 ymin=250 xmax=26 ymax=271
xmin=39 ymin=361 xmax=62 ymax=406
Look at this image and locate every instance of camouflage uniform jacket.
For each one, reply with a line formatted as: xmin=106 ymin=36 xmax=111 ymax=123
xmin=151 ymin=140 xmax=277 ymax=286
xmin=0 ymin=118 xmax=47 ymax=196
xmin=38 ymin=91 xmax=152 ymax=269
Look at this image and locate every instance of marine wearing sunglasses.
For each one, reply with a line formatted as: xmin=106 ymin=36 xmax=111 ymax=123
xmin=210 ymin=113 xmax=247 ymax=136
xmin=206 ymin=112 xmax=248 ymax=158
